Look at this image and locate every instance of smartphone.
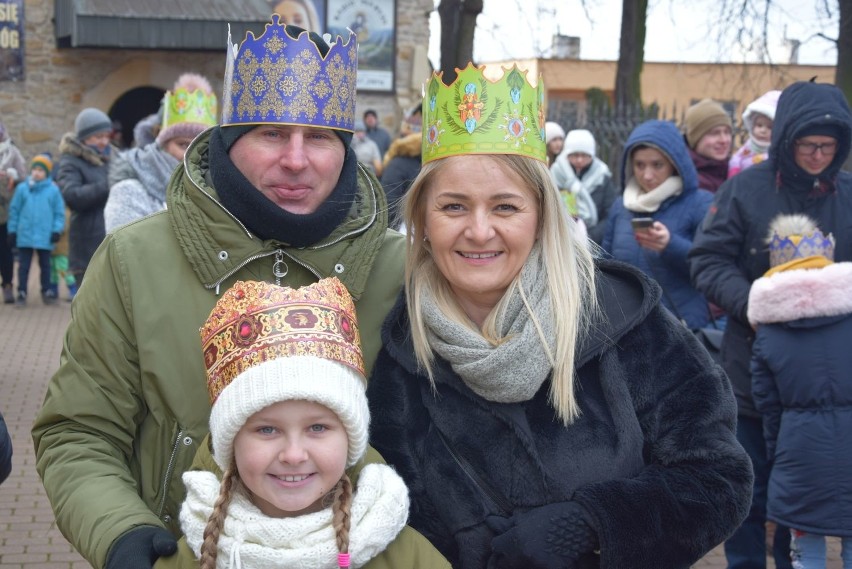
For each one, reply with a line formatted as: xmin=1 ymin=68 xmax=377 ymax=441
xmin=631 ymin=217 xmax=655 ymax=231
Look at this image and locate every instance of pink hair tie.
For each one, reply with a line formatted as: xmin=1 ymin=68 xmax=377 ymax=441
xmin=338 ymin=553 xmax=351 ymax=568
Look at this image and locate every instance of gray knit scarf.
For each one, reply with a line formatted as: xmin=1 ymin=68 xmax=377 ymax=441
xmin=422 ymin=244 xmax=555 ymax=402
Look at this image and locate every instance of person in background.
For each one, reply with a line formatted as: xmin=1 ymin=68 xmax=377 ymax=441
xmin=367 ymin=63 xmax=752 ymax=569
xmin=363 ymin=109 xmax=391 ymax=158
xmin=689 ymin=80 xmax=852 ymax=569
xmin=0 ymin=410 xmax=11 ymax=485
xmin=132 ymin=112 xmax=162 ymax=149
xmin=33 ymin=17 xmax=403 ymax=569
xmin=380 ymin=130 xmax=421 ymax=231
xmin=551 ymin=128 xmax=618 ymax=244
xmin=351 ymin=120 xmax=383 ymax=177
xmin=105 ymin=73 xmax=217 ymax=232
xmin=7 ymin=153 xmax=65 ymax=307
xmin=729 ymin=90 xmax=781 ymax=178
xmin=0 ymin=120 xmax=27 ymax=304
xmin=602 ymin=120 xmax=713 ymax=330
xmin=55 ymin=107 xmax=116 ymax=285
xmin=683 ymin=98 xmax=733 ymax=193
xmin=544 ymin=121 xmax=565 ymax=166
xmin=48 ymin=208 xmax=77 ymax=301
xmin=158 ymin=278 xmax=449 ymax=568
xmin=271 ymin=0 xmax=321 ymax=31
xmin=747 ymin=214 xmax=852 ymax=569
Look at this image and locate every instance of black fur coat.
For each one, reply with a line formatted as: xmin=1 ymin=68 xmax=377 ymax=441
xmin=367 ymin=260 xmax=753 ymax=569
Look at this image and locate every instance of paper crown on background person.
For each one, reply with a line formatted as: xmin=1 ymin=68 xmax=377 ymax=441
xmin=767 ymin=213 xmax=835 ymax=267
xmin=200 ymin=278 xmax=368 ymax=470
xmin=157 ymin=73 xmax=218 ymax=146
xmin=221 ymin=15 xmax=357 ymax=132
xmin=421 ymin=63 xmax=546 ymax=164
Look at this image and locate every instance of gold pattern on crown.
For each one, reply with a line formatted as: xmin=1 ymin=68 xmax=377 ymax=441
xmin=200 ymin=278 xmax=363 ymax=403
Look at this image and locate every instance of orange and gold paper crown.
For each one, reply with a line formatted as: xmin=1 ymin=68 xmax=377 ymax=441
xmin=200 ymin=278 xmax=363 ymax=404
xmin=421 ymin=63 xmax=547 ymax=164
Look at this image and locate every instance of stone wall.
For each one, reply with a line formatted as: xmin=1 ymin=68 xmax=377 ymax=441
xmin=0 ymin=0 xmax=433 ymax=160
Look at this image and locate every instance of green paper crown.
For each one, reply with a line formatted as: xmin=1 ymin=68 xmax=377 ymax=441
xmin=422 ymin=63 xmax=547 ymax=164
xmin=162 ymin=87 xmax=218 ymax=132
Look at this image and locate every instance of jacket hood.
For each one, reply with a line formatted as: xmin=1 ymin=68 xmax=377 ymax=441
xmin=620 ymin=120 xmax=699 ymax=193
xmin=383 ymin=132 xmax=422 ymax=163
xmin=769 ymin=82 xmax=852 ymax=182
xmin=383 ymin=259 xmax=661 ymax=375
xmin=58 ymin=133 xmax=113 ymax=167
xmin=748 ymin=262 xmax=852 ymax=326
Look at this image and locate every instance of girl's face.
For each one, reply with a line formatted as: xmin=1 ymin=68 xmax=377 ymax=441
xmin=567 ymin=152 xmax=592 ymax=172
xmin=751 ymin=114 xmax=773 ymax=145
xmin=234 ymin=400 xmax=348 ymax=518
xmin=274 ymin=0 xmax=311 ymax=29
xmin=632 ymin=147 xmax=675 ymax=193
xmin=422 ymin=155 xmax=539 ymax=327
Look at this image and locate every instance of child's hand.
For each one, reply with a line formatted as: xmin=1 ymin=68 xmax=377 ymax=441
xmin=50 ymin=232 xmax=61 ymax=243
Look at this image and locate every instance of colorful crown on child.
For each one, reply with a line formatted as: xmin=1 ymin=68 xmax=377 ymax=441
xmin=221 ymin=15 xmax=357 ymax=132
xmin=161 ymin=78 xmax=218 ymax=135
xmin=200 ymin=278 xmax=364 ymax=404
xmin=421 ymin=63 xmax=546 ymax=164
xmin=769 ymin=230 xmax=835 ymax=266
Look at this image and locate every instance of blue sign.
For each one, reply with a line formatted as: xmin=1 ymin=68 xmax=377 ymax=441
xmin=0 ymin=0 xmax=23 ymax=81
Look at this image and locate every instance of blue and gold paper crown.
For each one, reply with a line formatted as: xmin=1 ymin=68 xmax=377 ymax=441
xmin=769 ymin=230 xmax=835 ymax=266
xmin=422 ymin=63 xmax=546 ymax=164
xmin=222 ymin=15 xmax=357 ymax=132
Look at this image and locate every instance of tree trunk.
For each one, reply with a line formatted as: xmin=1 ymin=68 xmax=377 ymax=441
xmin=614 ymin=0 xmax=648 ymax=109
xmin=438 ymin=0 xmax=484 ymax=84
xmin=836 ymin=0 xmax=852 ymax=103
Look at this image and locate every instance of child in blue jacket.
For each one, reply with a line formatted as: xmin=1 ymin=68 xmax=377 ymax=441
xmin=7 ymin=153 xmax=65 ymax=306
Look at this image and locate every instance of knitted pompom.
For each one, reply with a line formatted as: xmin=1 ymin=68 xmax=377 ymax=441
xmin=173 ymin=72 xmax=213 ymax=94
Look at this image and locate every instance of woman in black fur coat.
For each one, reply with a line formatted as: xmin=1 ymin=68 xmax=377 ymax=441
xmin=366 ymin=68 xmax=753 ymax=569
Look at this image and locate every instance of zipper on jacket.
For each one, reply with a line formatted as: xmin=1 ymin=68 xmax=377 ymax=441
xmin=436 ymin=428 xmax=512 ymax=516
xmin=157 ymin=428 xmax=184 ymax=519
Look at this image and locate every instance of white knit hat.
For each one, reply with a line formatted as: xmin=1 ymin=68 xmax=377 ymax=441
xmin=545 ymin=121 xmax=566 ymax=143
xmin=201 ymin=278 xmax=368 ymax=471
xmin=563 ymin=129 xmax=596 ymax=157
xmin=742 ymin=90 xmax=781 ymax=134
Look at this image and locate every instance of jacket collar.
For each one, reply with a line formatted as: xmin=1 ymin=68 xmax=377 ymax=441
xmin=748 ymin=262 xmax=852 ymax=326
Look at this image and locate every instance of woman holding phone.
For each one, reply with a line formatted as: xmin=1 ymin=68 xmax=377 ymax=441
xmin=602 ymin=120 xmax=713 ymax=329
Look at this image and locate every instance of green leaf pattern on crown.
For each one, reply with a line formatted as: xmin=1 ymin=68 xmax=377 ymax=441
xmin=162 ymin=89 xmax=218 ymax=131
xmin=222 ymin=15 xmax=357 ymax=131
xmin=422 ymin=63 xmax=547 ymax=164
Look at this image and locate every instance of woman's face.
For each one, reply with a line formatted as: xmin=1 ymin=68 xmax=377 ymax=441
xmin=274 ymin=0 xmax=311 ymax=29
xmin=632 ymin=147 xmax=675 ymax=193
xmin=567 ymin=152 xmax=592 ymax=171
xmin=423 ymin=156 xmax=539 ymax=324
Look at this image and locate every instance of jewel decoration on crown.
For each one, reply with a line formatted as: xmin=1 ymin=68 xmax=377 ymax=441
xmin=200 ymin=278 xmax=364 ymax=404
xmin=162 ymin=87 xmax=218 ymax=132
xmin=221 ymin=15 xmax=357 ymax=132
xmin=768 ymin=229 xmax=836 ymax=267
xmin=421 ymin=63 xmax=546 ymax=164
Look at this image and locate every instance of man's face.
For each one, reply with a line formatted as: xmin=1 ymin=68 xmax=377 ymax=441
xmin=364 ymin=113 xmax=377 ymax=129
xmin=695 ymin=125 xmax=732 ymax=161
xmin=229 ymin=125 xmax=345 ymax=215
xmin=794 ymin=135 xmax=837 ymax=176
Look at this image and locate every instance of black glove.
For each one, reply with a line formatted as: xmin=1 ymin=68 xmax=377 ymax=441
xmin=50 ymin=232 xmax=61 ymax=243
xmin=6 ymin=233 xmax=15 ymax=248
xmin=487 ymin=502 xmax=598 ymax=569
xmin=105 ymin=526 xmax=178 ymax=569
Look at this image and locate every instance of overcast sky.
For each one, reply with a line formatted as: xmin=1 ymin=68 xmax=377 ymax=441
xmin=428 ymin=0 xmax=839 ymax=68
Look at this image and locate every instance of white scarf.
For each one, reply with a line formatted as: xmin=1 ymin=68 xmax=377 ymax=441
xmin=180 ymin=464 xmax=409 ymax=569
xmin=550 ymin=156 xmax=601 ymax=227
xmin=622 ymin=176 xmax=683 ymax=213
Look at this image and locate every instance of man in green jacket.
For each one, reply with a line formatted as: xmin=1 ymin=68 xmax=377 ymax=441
xmin=32 ymin=17 xmax=404 ymax=569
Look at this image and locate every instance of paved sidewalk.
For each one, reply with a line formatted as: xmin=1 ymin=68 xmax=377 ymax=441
xmin=0 ymin=274 xmax=843 ymax=568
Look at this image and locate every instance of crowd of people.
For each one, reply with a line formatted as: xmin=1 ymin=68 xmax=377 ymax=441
xmin=0 ymin=12 xmax=847 ymax=569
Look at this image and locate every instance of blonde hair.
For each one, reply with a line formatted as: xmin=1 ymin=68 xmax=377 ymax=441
xmin=402 ymin=154 xmax=598 ymax=425
xmin=199 ymin=465 xmax=354 ymax=568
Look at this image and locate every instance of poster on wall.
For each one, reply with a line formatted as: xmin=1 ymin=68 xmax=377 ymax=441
xmin=0 ymin=0 xmax=24 ymax=81
xmin=326 ymin=0 xmax=395 ymax=92
xmin=266 ymin=0 xmax=326 ymax=34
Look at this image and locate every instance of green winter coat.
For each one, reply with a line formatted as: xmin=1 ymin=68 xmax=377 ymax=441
xmin=155 ymin=438 xmax=451 ymax=569
xmin=32 ymin=128 xmax=405 ymax=569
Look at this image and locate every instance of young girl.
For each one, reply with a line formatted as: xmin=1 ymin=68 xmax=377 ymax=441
xmin=748 ymin=214 xmax=852 ymax=568
xmin=164 ymin=278 xmax=449 ymax=569
xmin=728 ymin=90 xmax=781 ymax=177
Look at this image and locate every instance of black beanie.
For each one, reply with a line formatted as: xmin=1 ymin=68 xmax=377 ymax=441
xmin=796 ymin=123 xmax=843 ymax=140
xmin=219 ymin=24 xmax=353 ymax=151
